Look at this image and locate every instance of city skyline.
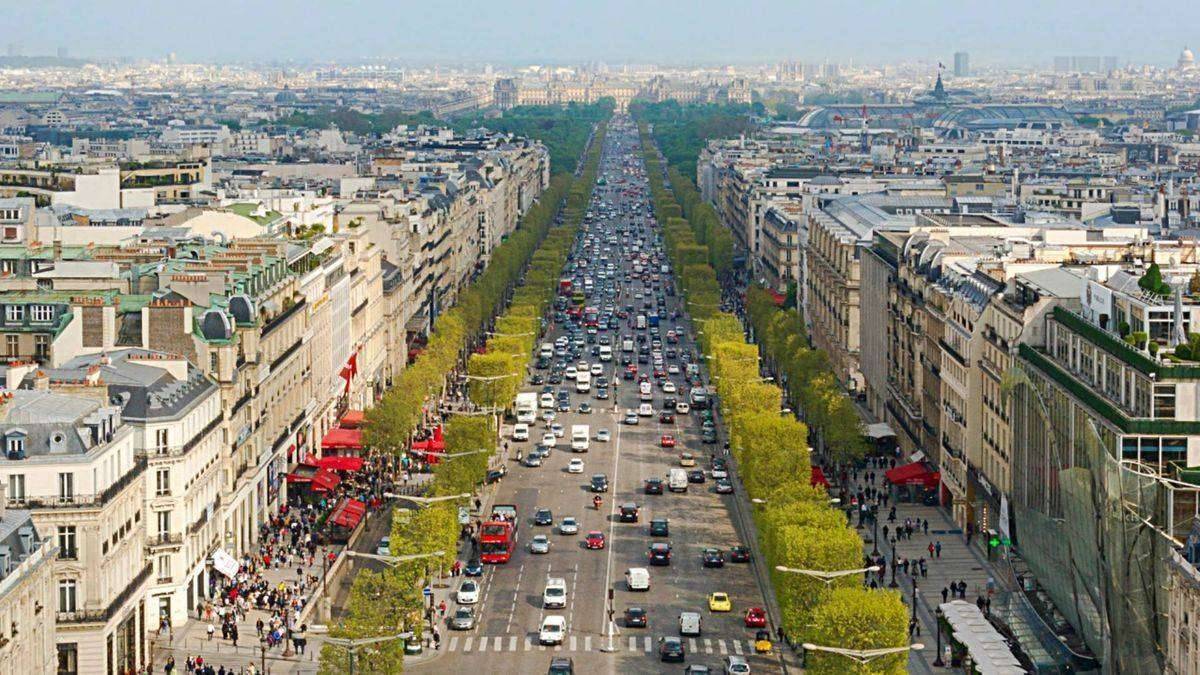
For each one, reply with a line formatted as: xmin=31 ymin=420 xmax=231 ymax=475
xmin=10 ymin=0 xmax=1200 ymax=66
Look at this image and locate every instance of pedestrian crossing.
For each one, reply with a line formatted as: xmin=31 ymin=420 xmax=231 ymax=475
xmin=442 ymin=633 xmax=760 ymax=654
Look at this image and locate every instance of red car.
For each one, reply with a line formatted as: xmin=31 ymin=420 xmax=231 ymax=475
xmin=745 ymin=607 xmax=767 ymax=628
xmin=660 ymin=435 xmax=676 ymax=448
xmin=585 ymin=531 xmax=606 ymax=550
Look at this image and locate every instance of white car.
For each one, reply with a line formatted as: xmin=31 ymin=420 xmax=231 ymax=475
xmin=638 ymin=403 xmax=654 ymax=417
xmin=662 ymin=381 xmax=677 ymax=394
xmin=567 ymin=458 xmax=585 ymax=474
xmin=541 ymin=433 xmax=558 ymax=448
xmin=595 ymin=429 xmax=611 ymax=442
xmin=590 ymin=363 xmax=604 ymax=376
xmin=565 ymin=366 xmax=578 ymax=379
xmin=539 ymin=616 xmax=567 ymax=645
xmin=675 ymin=402 xmax=690 ymax=415
xmin=457 ymin=580 xmax=480 ymax=604
xmin=513 ymin=423 xmax=530 ymax=441
xmin=668 ymin=364 xmax=681 ymax=375
xmin=551 ymin=423 xmax=565 ymax=438
xmin=559 ymin=517 xmax=579 ymax=535
xmin=711 ymin=466 xmax=728 ymax=479
xmin=540 ymin=393 xmax=555 ymax=409
xmin=530 ymin=534 xmax=551 ymax=554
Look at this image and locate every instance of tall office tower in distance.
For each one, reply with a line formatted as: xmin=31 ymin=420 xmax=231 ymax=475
xmin=954 ymin=51 xmax=970 ymax=77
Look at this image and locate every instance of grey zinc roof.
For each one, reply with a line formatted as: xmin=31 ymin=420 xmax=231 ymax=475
xmin=50 ymin=349 xmax=217 ymax=420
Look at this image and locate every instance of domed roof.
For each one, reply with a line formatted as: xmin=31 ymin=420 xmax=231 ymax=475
xmin=1182 ymin=47 xmax=1195 ymax=63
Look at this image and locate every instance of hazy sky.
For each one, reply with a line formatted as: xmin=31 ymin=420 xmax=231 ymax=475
xmin=12 ymin=0 xmax=1200 ymax=66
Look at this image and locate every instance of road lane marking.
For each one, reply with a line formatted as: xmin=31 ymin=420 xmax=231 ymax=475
xmin=733 ymin=639 xmax=743 ymax=655
xmin=704 ymin=638 xmax=713 ymax=653
xmin=509 ymin=636 xmax=517 ymax=651
xmin=584 ymin=635 xmax=592 ymax=652
xmin=448 ymin=636 xmax=459 ymax=652
xmin=644 ymin=636 xmax=652 ymax=652
xmin=494 ymin=636 xmax=503 ymax=651
xmin=463 ymin=636 xmax=474 ymax=652
xmin=569 ymin=635 xmax=577 ymax=651
xmin=477 ymin=636 xmax=488 ymax=652
xmin=719 ymin=639 xmax=728 ymax=654
xmin=629 ymin=636 xmax=637 ymax=652
xmin=524 ymin=636 xmax=533 ymax=651
xmin=689 ymin=638 xmax=698 ymax=653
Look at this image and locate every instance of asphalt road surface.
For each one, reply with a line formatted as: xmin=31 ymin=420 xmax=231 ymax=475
xmin=410 ymin=115 xmax=783 ymax=675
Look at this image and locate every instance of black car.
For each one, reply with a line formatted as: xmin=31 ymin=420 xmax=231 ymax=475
xmin=701 ymin=429 xmax=718 ymax=444
xmin=658 ymin=636 xmax=685 ymax=662
xmin=729 ymin=546 xmax=751 ymax=563
xmin=648 ymin=542 xmax=672 ymax=566
xmin=659 ymin=411 xmax=675 ymax=424
xmin=536 ymin=357 xmax=551 ymax=370
xmin=701 ymin=548 xmax=725 ymax=568
xmin=687 ymin=470 xmax=706 ymax=484
xmin=649 ymin=518 xmax=669 ymax=537
xmin=486 ymin=467 xmax=507 ymax=484
xmin=644 ymin=477 xmax=663 ymax=495
xmin=548 ymin=656 xmax=574 ymax=674
xmin=595 ymin=388 xmax=610 ymax=400
xmin=464 ymin=558 xmax=484 ymax=576
xmin=590 ymin=474 xmax=609 ymax=493
xmin=619 ymin=502 xmax=640 ymax=523
xmin=624 ymin=607 xmax=648 ymax=628
xmin=548 ymin=373 xmax=563 ymax=384
xmin=530 ymin=374 xmax=545 ymax=385
xmin=534 ymin=508 xmax=554 ymax=526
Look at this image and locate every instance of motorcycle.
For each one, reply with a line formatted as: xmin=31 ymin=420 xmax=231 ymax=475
xmin=593 ymin=495 xmax=603 ymax=510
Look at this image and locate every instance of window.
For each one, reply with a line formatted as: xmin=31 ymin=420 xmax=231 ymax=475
xmin=156 ymin=511 xmax=171 ymax=539
xmin=57 ymin=579 xmax=77 ymax=613
xmin=57 ymin=526 xmax=77 ymax=560
xmin=30 ymin=305 xmax=53 ymax=323
xmin=155 ymin=469 xmax=170 ymax=497
xmin=155 ymin=429 xmax=169 ymax=454
xmin=4 ymin=305 xmax=22 ymax=322
xmin=57 ymin=643 xmax=78 ymax=675
xmin=6 ymin=474 xmax=23 ymax=501
xmin=157 ymin=554 xmax=171 ymax=581
xmin=58 ymin=472 xmax=74 ymax=502
xmin=34 ymin=334 xmax=48 ymax=358
xmin=5 ymin=335 xmax=17 ymax=357
xmin=6 ymin=435 xmax=24 ymax=459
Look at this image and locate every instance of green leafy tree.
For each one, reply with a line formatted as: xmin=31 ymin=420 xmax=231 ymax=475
xmin=803 ymin=588 xmax=910 ymax=675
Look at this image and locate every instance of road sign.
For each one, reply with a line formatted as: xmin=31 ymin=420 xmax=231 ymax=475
xmin=458 ymin=506 xmax=471 ymax=525
xmin=422 ymin=587 xmax=432 ymax=597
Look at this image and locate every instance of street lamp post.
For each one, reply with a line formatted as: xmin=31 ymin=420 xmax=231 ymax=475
xmin=345 ymin=550 xmax=446 ymax=567
xmin=889 ymin=537 xmax=899 ymax=588
xmin=802 ymin=641 xmax=924 ymax=666
xmin=933 ymin=606 xmax=946 ymax=667
xmin=871 ymin=505 xmax=880 ymax=556
xmin=775 ymin=565 xmax=881 ymax=585
xmin=321 ymin=631 xmax=414 ymax=675
xmin=911 ymin=577 xmax=919 ymax=623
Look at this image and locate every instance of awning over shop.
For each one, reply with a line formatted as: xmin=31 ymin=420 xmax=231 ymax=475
xmin=330 ymin=498 xmax=366 ymax=529
xmin=322 ymin=427 xmax=363 ymax=450
xmin=810 ymin=466 xmax=831 ymax=488
xmin=340 ymin=410 xmax=365 ymax=428
xmin=768 ymin=289 xmax=786 ymax=307
xmin=288 ymin=466 xmax=341 ymax=492
xmin=886 ymin=461 xmax=940 ymax=488
xmin=318 ymin=455 xmax=364 ymax=472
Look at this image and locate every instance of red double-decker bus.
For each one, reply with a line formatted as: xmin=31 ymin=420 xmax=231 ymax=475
xmin=480 ymin=504 xmax=518 ymax=564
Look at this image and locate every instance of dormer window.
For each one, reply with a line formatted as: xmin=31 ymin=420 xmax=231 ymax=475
xmin=4 ymin=431 xmax=25 ymax=460
xmin=4 ymin=305 xmax=22 ymax=322
xmin=30 ymin=305 xmax=52 ymax=323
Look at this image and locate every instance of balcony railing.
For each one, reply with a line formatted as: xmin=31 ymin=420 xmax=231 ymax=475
xmin=260 ymin=297 xmax=306 ymax=339
xmin=7 ymin=456 xmax=146 ymax=509
xmin=148 ymin=533 xmax=183 ymax=548
xmin=144 ymin=414 xmax=225 ymax=459
xmin=56 ymin=563 xmax=152 ymax=624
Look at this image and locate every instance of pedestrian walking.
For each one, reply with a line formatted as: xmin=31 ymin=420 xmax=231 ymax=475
xmin=923 ymin=519 xmax=929 ymax=535
xmin=909 ymin=618 xmax=921 ymax=637
xmin=206 ymin=623 xmax=215 ymax=641
xmin=935 ymin=540 xmax=942 ymax=558
xmin=165 ymin=655 xmax=175 ymax=674
xmin=434 ymin=629 xmax=442 ymax=650
xmin=941 ymin=587 xmax=949 ymax=603
xmin=928 ymin=542 xmax=935 ymax=557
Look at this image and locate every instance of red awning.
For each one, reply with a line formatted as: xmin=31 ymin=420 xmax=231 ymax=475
xmin=886 ymin=462 xmax=937 ymax=487
xmin=810 ymin=466 xmax=831 ymax=488
xmin=318 ymin=455 xmax=364 ymax=472
xmin=340 ymin=410 xmax=365 ymax=428
xmin=322 ymin=427 xmax=363 ymax=450
xmin=310 ymin=468 xmax=341 ymax=492
xmin=768 ymin=289 xmax=786 ymax=307
xmin=330 ymin=498 xmax=366 ymax=529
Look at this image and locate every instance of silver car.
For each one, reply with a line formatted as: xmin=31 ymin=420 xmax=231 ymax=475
xmin=450 ymin=607 xmax=475 ymax=631
xmin=530 ymin=534 xmax=551 ymax=554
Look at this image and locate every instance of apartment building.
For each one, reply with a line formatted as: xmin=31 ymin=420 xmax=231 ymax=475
xmin=0 ymin=504 xmax=56 ymax=675
xmin=0 ymin=160 xmax=210 ymax=210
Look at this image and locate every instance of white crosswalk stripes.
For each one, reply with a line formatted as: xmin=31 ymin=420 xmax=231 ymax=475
xmin=441 ymin=634 xmax=754 ymax=654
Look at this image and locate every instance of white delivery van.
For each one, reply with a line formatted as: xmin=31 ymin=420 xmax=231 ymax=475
xmin=622 ymin=338 xmax=635 ymax=353
xmin=625 ymin=567 xmax=650 ymax=591
xmin=639 ymin=381 xmax=653 ymax=401
xmin=668 ymin=468 xmax=688 ymax=493
xmin=571 ymin=425 xmax=590 ymax=452
xmin=540 ymin=343 xmax=554 ymax=359
xmin=543 ymin=577 xmax=567 ymax=609
xmin=575 ymin=371 xmax=591 ymax=393
xmin=679 ymin=611 xmax=702 ymax=636
xmin=515 ymin=392 xmax=538 ymax=423
xmin=636 ymin=315 xmax=647 ymax=330
xmin=599 ymin=345 xmax=612 ymax=362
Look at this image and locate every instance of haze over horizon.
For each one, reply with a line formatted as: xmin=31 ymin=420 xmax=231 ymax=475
xmin=11 ymin=0 xmax=1200 ymax=67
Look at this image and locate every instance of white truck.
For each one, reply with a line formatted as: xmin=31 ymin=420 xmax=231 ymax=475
xmin=571 ymin=425 xmax=590 ymax=452
xmin=575 ymin=371 xmax=592 ymax=393
xmin=622 ymin=338 xmax=635 ymax=353
xmin=515 ymin=393 xmax=538 ymax=423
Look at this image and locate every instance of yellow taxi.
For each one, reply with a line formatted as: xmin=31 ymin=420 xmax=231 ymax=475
xmin=708 ymin=592 xmax=732 ymax=612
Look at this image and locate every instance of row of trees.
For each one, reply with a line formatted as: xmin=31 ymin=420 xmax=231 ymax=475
xmin=319 ymin=118 xmax=610 ymax=674
xmin=630 ymin=100 xmax=760 ymax=182
xmin=636 ymin=121 xmax=908 ymax=674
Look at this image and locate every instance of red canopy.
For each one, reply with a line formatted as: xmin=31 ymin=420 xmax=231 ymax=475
xmin=318 ymin=455 xmax=364 ymax=472
xmin=322 ymin=427 xmax=363 ymax=450
xmin=340 ymin=410 xmax=365 ymax=428
xmin=768 ymin=289 xmax=786 ymax=307
xmin=330 ymin=498 xmax=366 ymax=529
xmin=810 ymin=465 xmax=831 ymax=488
xmin=886 ymin=462 xmax=940 ymax=488
xmin=309 ymin=468 xmax=341 ymax=492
